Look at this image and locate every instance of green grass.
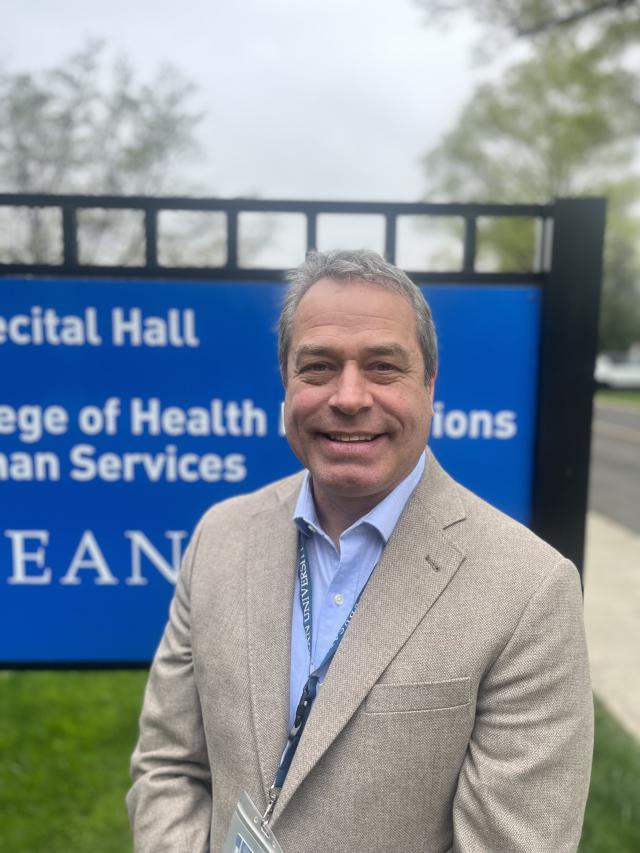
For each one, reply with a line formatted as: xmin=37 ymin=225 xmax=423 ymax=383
xmin=596 ymin=389 xmax=640 ymax=408
xmin=0 ymin=670 xmax=147 ymax=853
xmin=580 ymin=700 xmax=640 ymax=852
xmin=0 ymin=674 xmax=638 ymax=852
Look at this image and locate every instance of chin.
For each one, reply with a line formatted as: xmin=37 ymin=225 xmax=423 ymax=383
xmin=314 ymin=469 xmax=390 ymax=500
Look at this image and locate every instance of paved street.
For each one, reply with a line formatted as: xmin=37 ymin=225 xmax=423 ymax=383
xmin=589 ymin=400 xmax=640 ymax=533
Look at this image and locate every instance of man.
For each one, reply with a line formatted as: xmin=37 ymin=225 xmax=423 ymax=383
xmin=128 ymin=249 xmax=593 ymax=852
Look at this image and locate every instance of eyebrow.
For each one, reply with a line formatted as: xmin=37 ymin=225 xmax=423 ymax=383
xmin=362 ymin=344 xmax=410 ymax=360
xmin=293 ymin=343 xmax=411 ymax=367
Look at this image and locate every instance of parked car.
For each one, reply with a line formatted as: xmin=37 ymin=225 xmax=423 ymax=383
xmin=595 ymin=345 xmax=640 ymax=389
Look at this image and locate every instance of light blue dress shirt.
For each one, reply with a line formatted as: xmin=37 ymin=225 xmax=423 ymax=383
xmin=289 ymin=451 xmax=426 ymax=727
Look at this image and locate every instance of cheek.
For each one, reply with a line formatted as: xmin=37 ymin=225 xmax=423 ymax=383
xmin=392 ymin=395 xmax=432 ymax=438
xmin=384 ymin=389 xmax=428 ymax=421
xmin=285 ymin=385 xmax=324 ymax=420
xmin=284 ymin=388 xmax=315 ymax=436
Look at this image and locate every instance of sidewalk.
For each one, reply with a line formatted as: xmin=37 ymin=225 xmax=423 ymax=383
xmin=583 ymin=511 xmax=640 ymax=739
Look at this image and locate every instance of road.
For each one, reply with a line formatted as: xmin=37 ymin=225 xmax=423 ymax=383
xmin=589 ymin=400 xmax=640 ymax=534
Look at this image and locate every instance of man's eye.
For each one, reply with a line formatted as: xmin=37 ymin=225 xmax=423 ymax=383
xmin=299 ymin=362 xmax=333 ymax=375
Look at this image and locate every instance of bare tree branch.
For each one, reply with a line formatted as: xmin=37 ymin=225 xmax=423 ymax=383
xmin=516 ymin=0 xmax=639 ymax=37
xmin=417 ymin=0 xmax=640 ymax=38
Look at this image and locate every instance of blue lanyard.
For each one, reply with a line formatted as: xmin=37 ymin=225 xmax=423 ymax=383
xmin=272 ymin=534 xmax=365 ymax=791
xmin=298 ymin=534 xmax=361 ymax=672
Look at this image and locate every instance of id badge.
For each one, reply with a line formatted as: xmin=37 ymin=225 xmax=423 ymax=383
xmin=222 ymin=790 xmax=285 ymax=853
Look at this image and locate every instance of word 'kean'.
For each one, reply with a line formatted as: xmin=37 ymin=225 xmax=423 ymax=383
xmin=4 ymin=529 xmax=186 ymax=586
xmin=0 ymin=307 xmax=199 ymax=347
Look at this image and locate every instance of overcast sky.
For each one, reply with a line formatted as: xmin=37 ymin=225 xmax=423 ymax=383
xmin=1 ymin=0 xmax=494 ymax=203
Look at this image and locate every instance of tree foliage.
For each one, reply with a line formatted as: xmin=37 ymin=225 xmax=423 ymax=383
xmin=425 ymin=36 xmax=640 ymax=204
xmin=0 ymin=42 xmax=205 ymax=264
xmin=0 ymin=41 xmax=201 ymax=195
xmin=420 ymin=8 xmax=640 ymax=349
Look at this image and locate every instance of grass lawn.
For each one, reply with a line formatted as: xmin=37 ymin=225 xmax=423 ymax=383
xmin=580 ymin=700 xmax=640 ymax=852
xmin=0 ymin=670 xmax=147 ymax=853
xmin=595 ymin=389 xmax=640 ymax=409
xmin=0 ymin=673 xmax=638 ymax=852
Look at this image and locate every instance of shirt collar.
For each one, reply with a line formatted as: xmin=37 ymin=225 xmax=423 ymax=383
xmin=293 ymin=450 xmax=426 ymax=544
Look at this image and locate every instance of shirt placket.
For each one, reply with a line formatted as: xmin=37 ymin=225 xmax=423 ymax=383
xmin=313 ymin=529 xmax=361 ymax=672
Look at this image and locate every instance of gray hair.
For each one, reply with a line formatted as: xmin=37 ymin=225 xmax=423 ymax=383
xmin=278 ymin=249 xmax=438 ymax=384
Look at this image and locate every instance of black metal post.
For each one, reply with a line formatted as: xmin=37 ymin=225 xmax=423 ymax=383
xmin=62 ymin=205 xmax=78 ymax=267
xmin=144 ymin=208 xmax=158 ymax=268
xmin=463 ymin=215 xmax=477 ymax=273
xmin=227 ymin=209 xmax=238 ymax=269
xmin=306 ymin=213 xmax=317 ymax=252
xmin=385 ymin=214 xmax=397 ymax=263
xmin=531 ymin=197 xmax=607 ymax=578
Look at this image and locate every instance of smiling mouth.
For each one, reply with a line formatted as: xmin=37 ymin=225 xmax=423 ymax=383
xmin=325 ymin=433 xmax=380 ymax=443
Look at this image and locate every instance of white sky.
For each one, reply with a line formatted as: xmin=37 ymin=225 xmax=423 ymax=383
xmin=1 ymin=0 xmax=489 ymax=202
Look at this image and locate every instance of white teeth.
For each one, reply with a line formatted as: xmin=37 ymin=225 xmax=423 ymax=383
xmin=328 ymin=433 xmax=376 ymax=442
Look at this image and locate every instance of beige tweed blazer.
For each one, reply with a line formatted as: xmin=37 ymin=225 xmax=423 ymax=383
xmin=128 ymin=449 xmax=593 ymax=853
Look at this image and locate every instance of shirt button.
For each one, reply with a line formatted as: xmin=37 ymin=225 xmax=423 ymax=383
xmin=334 ymin=593 xmax=345 ymax=606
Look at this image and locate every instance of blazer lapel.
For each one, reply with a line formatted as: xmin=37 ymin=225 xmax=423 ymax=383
xmin=272 ymin=452 xmax=467 ymax=820
xmin=245 ymin=483 xmax=300 ymax=801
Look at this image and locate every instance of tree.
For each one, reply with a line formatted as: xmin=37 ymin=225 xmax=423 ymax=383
xmin=0 ymin=41 xmax=201 ymax=196
xmin=0 ymin=42 xmax=207 ymax=264
xmin=597 ymin=183 xmax=640 ymax=350
xmin=425 ymin=36 xmax=640 ymax=204
xmin=417 ymin=0 xmax=640 ymax=39
xmin=420 ymin=17 xmax=640 ymax=348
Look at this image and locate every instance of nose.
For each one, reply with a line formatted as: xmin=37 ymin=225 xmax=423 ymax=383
xmin=328 ymin=363 xmax=373 ymax=415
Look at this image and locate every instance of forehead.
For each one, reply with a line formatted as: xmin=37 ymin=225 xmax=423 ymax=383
xmin=290 ymin=277 xmax=420 ymax=351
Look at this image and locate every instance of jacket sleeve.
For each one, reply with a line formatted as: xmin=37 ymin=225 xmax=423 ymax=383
xmin=452 ymin=559 xmax=594 ymax=853
xmin=127 ymin=522 xmax=212 ymax=853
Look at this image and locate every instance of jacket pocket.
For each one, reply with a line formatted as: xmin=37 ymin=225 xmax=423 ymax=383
xmin=364 ymin=677 xmax=470 ymax=714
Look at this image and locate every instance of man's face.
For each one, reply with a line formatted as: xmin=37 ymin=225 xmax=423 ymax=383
xmin=284 ymin=277 xmax=434 ymax=511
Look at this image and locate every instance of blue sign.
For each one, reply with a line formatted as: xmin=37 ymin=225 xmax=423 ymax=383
xmin=0 ymin=277 xmax=540 ymax=663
